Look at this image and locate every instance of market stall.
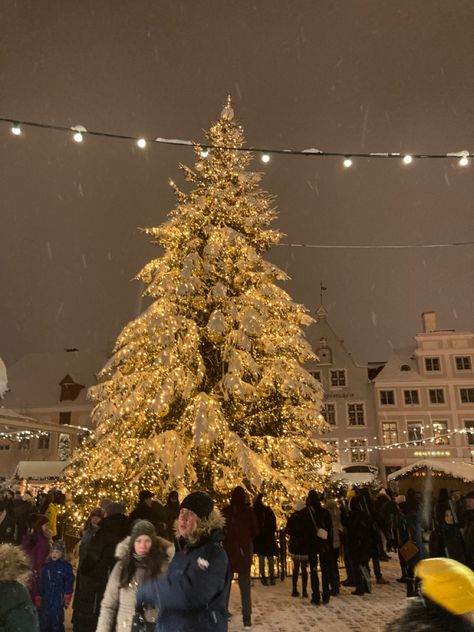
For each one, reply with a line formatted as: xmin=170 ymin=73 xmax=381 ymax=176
xmin=387 ymin=459 xmax=474 ymax=495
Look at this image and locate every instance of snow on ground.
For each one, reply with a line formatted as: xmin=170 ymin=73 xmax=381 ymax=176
xmin=228 ymin=557 xmax=407 ymax=632
xmin=65 ymin=557 xmax=407 ymax=631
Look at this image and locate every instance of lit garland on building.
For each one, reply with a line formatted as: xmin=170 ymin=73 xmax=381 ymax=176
xmin=63 ymin=101 xmax=331 ymax=528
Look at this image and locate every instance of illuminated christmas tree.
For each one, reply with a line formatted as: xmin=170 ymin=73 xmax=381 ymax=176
xmin=65 ymin=101 xmax=330 ymax=525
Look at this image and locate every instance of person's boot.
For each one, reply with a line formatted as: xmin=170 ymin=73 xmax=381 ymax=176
xmin=269 ymin=575 xmax=276 ymax=585
xmin=261 ymin=576 xmax=268 ymax=586
xmin=406 ymin=578 xmax=416 ymax=597
xmin=376 ymin=576 xmax=389 ymax=585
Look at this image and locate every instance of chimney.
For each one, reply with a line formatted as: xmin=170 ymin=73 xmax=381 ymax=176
xmin=422 ymin=311 xmax=437 ymax=333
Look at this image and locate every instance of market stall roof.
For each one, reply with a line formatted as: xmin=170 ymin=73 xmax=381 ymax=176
xmin=13 ymin=461 xmax=69 ymax=481
xmin=388 ymin=459 xmax=474 ymax=483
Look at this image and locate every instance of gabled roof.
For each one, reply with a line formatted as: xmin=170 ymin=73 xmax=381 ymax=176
xmin=372 ymin=346 xmax=419 ymax=383
xmin=4 ymin=350 xmax=107 ymax=409
xmin=388 ymin=459 xmax=474 ymax=483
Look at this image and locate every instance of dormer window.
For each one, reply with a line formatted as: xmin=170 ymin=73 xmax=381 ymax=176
xmin=59 ymin=374 xmax=84 ymax=402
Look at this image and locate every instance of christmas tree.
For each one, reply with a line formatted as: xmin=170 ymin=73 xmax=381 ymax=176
xmin=64 ymin=101 xmax=330 ymax=526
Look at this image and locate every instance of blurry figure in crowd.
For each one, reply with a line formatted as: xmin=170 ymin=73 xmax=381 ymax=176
xmin=253 ymin=493 xmax=278 ymax=586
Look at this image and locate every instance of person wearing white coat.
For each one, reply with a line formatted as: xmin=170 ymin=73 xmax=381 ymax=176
xmin=95 ymin=520 xmax=173 ymax=632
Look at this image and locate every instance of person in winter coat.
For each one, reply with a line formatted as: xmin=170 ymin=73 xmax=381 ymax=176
xmin=77 ymin=507 xmax=104 ymax=567
xmin=130 ymin=491 xmax=167 ymax=536
xmin=325 ymin=498 xmax=342 ymax=595
xmin=0 ymin=543 xmax=39 ymax=632
xmin=137 ymin=491 xmax=231 ymax=632
xmin=301 ymin=490 xmax=333 ymax=604
xmin=21 ymin=514 xmax=52 ymax=602
xmin=0 ymin=500 xmax=16 ymax=544
xmin=342 ymin=496 xmax=373 ymax=596
xmin=253 ymin=493 xmax=279 ymax=585
xmin=222 ymin=486 xmax=259 ymax=629
xmin=163 ymin=491 xmax=180 ymax=542
xmin=397 ymin=488 xmax=427 ymax=597
xmin=461 ymin=492 xmax=474 ymax=571
xmin=12 ymin=492 xmax=35 ymax=545
xmin=285 ymin=500 xmax=308 ymax=598
xmin=96 ymin=520 xmax=173 ymax=632
xmin=430 ymin=508 xmax=466 ymax=564
xmin=36 ymin=540 xmax=74 ymax=632
xmin=72 ymin=501 xmax=130 ymax=632
xmin=386 ymin=557 xmax=474 ymax=632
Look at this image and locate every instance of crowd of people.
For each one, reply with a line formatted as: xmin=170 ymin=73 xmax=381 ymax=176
xmin=0 ymin=483 xmax=474 ymax=631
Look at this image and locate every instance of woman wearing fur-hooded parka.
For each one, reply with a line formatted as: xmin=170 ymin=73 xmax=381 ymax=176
xmin=0 ymin=543 xmax=39 ymax=632
xmin=96 ymin=521 xmax=173 ymax=632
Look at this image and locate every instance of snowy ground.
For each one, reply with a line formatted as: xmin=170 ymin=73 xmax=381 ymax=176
xmin=228 ymin=557 xmax=407 ymax=632
xmin=66 ymin=557 xmax=407 ymax=631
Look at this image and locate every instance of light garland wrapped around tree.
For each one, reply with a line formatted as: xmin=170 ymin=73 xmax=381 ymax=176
xmin=64 ymin=100 xmax=331 ymax=527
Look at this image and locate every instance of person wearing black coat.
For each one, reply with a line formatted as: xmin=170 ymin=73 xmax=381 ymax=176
xmin=430 ymin=507 xmax=466 ymax=564
xmin=223 ymin=486 xmax=259 ymax=629
xmin=343 ymin=496 xmax=373 ymax=595
xmin=0 ymin=500 xmax=16 ymax=544
xmin=300 ymin=490 xmax=333 ymax=605
xmin=253 ymin=493 xmax=279 ymax=585
xmin=72 ymin=502 xmax=130 ymax=632
xmin=285 ymin=500 xmax=308 ymax=597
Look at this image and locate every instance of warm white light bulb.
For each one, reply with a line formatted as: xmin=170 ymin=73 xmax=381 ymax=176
xmin=137 ymin=138 xmax=147 ymax=149
xmin=343 ymin=157 xmax=353 ymax=168
xmin=261 ymin=153 xmax=270 ymax=163
xmin=459 ymin=156 xmax=469 ymax=167
xmin=403 ymin=154 xmax=413 ymax=164
xmin=200 ymin=148 xmax=209 ymax=158
xmin=73 ymin=132 xmax=83 ymax=143
xmin=11 ymin=123 xmax=21 ymax=136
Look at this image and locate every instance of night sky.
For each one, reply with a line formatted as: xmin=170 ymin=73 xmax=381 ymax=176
xmin=1 ymin=1 xmax=473 ymax=369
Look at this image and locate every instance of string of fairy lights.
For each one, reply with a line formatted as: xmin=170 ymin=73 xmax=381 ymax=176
xmin=2 ymin=116 xmax=473 ymax=168
xmin=330 ymin=426 xmax=474 ymax=455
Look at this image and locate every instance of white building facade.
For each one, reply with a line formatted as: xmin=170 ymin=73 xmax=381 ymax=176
xmin=374 ymin=312 xmax=474 ymax=480
xmin=305 ymin=306 xmax=381 ymax=471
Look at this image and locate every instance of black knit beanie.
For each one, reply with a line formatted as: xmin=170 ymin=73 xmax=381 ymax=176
xmin=180 ymin=491 xmax=214 ymax=519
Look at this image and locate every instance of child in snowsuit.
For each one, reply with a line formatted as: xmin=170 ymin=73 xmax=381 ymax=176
xmin=36 ymin=540 xmax=74 ymax=632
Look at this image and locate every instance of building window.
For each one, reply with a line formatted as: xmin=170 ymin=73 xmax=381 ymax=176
xmin=456 ymin=356 xmax=472 ymax=371
xmin=0 ymin=443 xmax=10 ymax=450
xmin=404 ymin=390 xmax=419 ymax=405
xmin=349 ymin=439 xmax=367 ymax=463
xmin=429 ymin=388 xmax=445 ymax=404
xmin=382 ymin=421 xmax=398 ymax=445
xmin=347 ymin=403 xmax=365 ymax=426
xmin=310 ymin=370 xmax=321 ymax=382
xmin=407 ymin=422 xmax=424 ymax=445
xmin=322 ymin=403 xmax=336 ymax=425
xmin=323 ymin=440 xmax=339 ymax=457
xmin=59 ymin=411 xmax=72 ymax=425
xmin=38 ymin=434 xmax=50 ymax=450
xmin=465 ymin=421 xmax=474 ymax=445
xmin=460 ymin=388 xmax=474 ymax=404
xmin=425 ymin=357 xmax=440 ymax=372
xmin=18 ymin=439 xmax=30 ymax=450
xmin=433 ymin=421 xmax=449 ymax=445
xmin=330 ymin=369 xmax=346 ymax=387
xmin=380 ymin=390 xmax=395 ymax=405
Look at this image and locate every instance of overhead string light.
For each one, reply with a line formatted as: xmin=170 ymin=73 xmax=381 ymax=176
xmin=1 ymin=116 xmax=473 ymax=166
xmin=327 ymin=427 xmax=474 ymax=455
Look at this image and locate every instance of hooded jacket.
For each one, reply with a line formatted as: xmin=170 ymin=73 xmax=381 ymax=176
xmin=72 ymin=512 xmax=130 ymax=632
xmin=137 ymin=509 xmax=231 ymax=632
xmin=96 ymin=535 xmax=174 ymax=632
xmin=0 ymin=544 xmax=39 ymax=632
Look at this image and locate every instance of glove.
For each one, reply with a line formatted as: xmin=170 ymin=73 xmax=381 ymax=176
xmin=34 ymin=596 xmax=42 ymax=609
xmin=64 ymin=594 xmax=72 ymax=608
